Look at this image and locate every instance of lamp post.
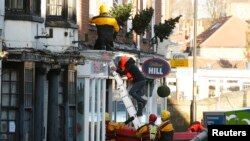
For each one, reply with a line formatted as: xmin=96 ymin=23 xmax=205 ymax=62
xmin=191 ymin=0 xmax=198 ymax=123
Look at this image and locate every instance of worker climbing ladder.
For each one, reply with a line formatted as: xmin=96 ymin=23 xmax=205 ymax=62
xmin=109 ymin=60 xmax=142 ymax=129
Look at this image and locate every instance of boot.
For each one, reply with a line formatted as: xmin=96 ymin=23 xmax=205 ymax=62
xmin=136 ymin=100 xmax=147 ymax=116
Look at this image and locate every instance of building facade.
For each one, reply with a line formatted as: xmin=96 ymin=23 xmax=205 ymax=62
xmin=0 ymin=0 xmax=84 ymax=141
xmin=0 ymin=0 xmax=168 ymax=141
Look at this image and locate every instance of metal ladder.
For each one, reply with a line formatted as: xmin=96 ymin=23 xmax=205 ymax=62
xmin=109 ymin=61 xmax=142 ymax=129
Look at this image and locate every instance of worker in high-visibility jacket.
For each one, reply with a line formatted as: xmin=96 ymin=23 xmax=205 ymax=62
xmin=105 ymin=112 xmax=134 ymax=141
xmin=187 ymin=120 xmax=205 ymax=132
xmin=112 ymin=55 xmax=147 ymax=116
xmin=158 ymin=110 xmax=174 ymax=141
xmin=136 ymin=114 xmax=160 ymax=141
xmin=89 ymin=5 xmax=119 ymax=50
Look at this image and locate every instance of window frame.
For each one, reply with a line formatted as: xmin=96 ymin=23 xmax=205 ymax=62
xmin=46 ymin=0 xmax=76 ymax=23
xmin=5 ymin=0 xmax=41 ymax=16
xmin=0 ymin=69 xmax=20 ymax=141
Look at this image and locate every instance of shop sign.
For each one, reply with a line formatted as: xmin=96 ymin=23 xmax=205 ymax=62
xmin=142 ymin=58 xmax=170 ymax=79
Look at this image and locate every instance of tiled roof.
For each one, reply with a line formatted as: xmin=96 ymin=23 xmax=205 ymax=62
xmin=196 ymin=16 xmax=231 ymax=46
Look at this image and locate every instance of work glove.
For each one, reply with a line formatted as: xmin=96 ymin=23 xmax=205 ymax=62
xmin=110 ymin=66 xmax=117 ymax=71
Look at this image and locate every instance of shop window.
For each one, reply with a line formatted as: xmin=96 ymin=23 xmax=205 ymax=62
xmin=68 ymin=71 xmax=76 ymax=105
xmin=23 ymin=67 xmax=34 ymax=141
xmin=0 ymin=110 xmax=18 ymax=140
xmin=58 ymin=68 xmax=76 ymax=140
xmin=1 ymin=69 xmax=19 ymax=141
xmin=1 ymin=69 xmax=19 ymax=107
xmin=24 ymin=69 xmax=33 ymax=108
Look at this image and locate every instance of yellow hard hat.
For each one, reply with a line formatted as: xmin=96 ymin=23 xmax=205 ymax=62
xmin=100 ymin=5 xmax=108 ymax=14
xmin=161 ymin=110 xmax=170 ymax=119
xmin=105 ymin=112 xmax=110 ymax=121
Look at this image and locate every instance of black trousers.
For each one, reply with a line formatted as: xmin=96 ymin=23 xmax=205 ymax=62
xmin=94 ymin=38 xmax=114 ymax=51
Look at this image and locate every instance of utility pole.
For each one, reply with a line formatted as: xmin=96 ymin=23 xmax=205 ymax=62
xmin=136 ymin=0 xmax=141 ymax=51
xmin=191 ymin=0 xmax=198 ymax=123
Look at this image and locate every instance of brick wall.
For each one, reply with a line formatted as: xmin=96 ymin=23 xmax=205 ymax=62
xmin=78 ymin=0 xmax=89 ymax=41
xmin=155 ymin=0 xmax=162 ymax=24
xmin=77 ymin=0 xmax=165 ymax=51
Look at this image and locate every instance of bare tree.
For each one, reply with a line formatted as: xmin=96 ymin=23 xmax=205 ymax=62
xmin=170 ymin=0 xmax=194 ymax=19
xmin=205 ymin=0 xmax=227 ymax=23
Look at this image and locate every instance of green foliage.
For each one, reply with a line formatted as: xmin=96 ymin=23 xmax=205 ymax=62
xmin=132 ymin=7 xmax=154 ymax=35
xmin=154 ymin=15 xmax=182 ymax=42
xmin=109 ymin=3 xmax=133 ymax=27
xmin=157 ymin=85 xmax=171 ymax=98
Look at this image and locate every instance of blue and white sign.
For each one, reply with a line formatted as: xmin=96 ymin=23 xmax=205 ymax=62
xmin=142 ymin=58 xmax=170 ymax=79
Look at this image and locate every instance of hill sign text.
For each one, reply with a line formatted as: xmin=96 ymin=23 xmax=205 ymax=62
xmin=142 ymin=58 xmax=170 ymax=79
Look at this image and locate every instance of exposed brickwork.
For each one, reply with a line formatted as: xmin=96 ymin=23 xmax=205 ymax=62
xmin=78 ymin=0 xmax=89 ymax=41
xmin=155 ymin=0 xmax=162 ymax=24
xmin=78 ymin=0 xmax=160 ymax=50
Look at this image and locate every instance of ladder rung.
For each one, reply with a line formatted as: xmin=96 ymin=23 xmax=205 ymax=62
xmin=110 ymin=61 xmax=142 ymax=129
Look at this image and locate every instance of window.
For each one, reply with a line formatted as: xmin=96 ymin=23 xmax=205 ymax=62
xmin=24 ymin=69 xmax=33 ymax=108
xmin=47 ymin=0 xmax=63 ymax=16
xmin=1 ymin=69 xmax=19 ymax=141
xmin=209 ymin=85 xmax=215 ymax=97
xmin=58 ymin=67 xmax=76 ymax=140
xmin=68 ymin=71 xmax=76 ymax=105
xmin=5 ymin=0 xmax=23 ymax=10
xmin=68 ymin=0 xmax=76 ymax=21
xmin=59 ymin=73 xmax=64 ymax=105
xmin=1 ymin=69 xmax=19 ymax=107
xmin=23 ymin=65 xmax=34 ymax=141
xmin=47 ymin=0 xmax=76 ymax=22
xmin=5 ymin=0 xmax=41 ymax=15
